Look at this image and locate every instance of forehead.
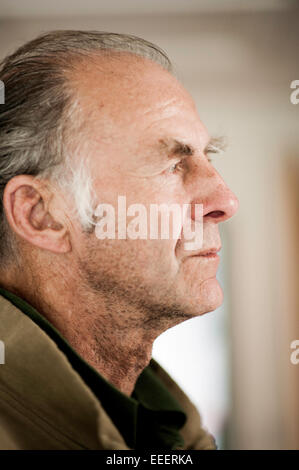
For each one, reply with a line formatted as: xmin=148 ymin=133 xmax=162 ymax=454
xmin=70 ymin=53 xmax=208 ymax=150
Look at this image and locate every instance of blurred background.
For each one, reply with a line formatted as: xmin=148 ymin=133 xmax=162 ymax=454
xmin=0 ymin=0 xmax=298 ymax=450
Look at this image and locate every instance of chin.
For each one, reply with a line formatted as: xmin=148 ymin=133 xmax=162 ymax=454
xmin=200 ymin=277 xmax=223 ymax=312
xmin=184 ymin=277 xmax=223 ymax=317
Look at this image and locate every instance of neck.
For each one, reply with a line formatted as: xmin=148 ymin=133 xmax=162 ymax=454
xmin=50 ymin=290 xmax=156 ymax=396
xmin=1 ymin=261 xmax=157 ymax=396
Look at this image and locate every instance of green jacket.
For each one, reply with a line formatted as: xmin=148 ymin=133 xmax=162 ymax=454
xmin=0 ymin=292 xmax=216 ymax=450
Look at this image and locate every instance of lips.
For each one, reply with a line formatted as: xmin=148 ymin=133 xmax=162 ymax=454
xmin=196 ymin=247 xmax=221 ymax=255
xmin=198 ymin=252 xmax=219 ymax=258
xmin=178 ymin=241 xmax=222 ymax=261
xmin=191 ymin=247 xmax=221 ymax=258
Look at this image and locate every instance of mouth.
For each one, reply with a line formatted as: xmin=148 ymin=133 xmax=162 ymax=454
xmin=197 ymin=252 xmax=219 ymax=259
xmin=191 ymin=247 xmax=221 ymax=259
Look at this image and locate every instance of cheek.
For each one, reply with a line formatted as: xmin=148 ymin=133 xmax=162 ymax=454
xmin=85 ymin=235 xmax=178 ymax=280
xmin=135 ymin=239 xmax=179 ymax=279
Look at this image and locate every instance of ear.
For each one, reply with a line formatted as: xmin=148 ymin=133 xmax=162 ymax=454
xmin=3 ymin=175 xmax=71 ymax=254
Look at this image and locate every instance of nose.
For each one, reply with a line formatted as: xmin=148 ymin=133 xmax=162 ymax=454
xmin=190 ymin=167 xmax=239 ymax=224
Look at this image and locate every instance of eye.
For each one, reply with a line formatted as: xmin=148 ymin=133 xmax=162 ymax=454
xmin=168 ymin=159 xmax=185 ymax=174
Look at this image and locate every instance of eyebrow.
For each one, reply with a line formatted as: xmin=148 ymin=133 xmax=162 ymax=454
xmin=204 ymin=136 xmax=227 ymax=155
xmin=158 ymin=136 xmax=227 ymax=159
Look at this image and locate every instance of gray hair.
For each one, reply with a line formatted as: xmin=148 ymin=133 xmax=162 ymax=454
xmin=0 ymin=30 xmax=172 ymax=262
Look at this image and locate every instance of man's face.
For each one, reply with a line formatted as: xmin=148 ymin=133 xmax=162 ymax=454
xmin=70 ymin=55 xmax=238 ymax=329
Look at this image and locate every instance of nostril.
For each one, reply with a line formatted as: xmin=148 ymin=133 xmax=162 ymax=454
xmin=205 ymin=210 xmax=225 ymax=219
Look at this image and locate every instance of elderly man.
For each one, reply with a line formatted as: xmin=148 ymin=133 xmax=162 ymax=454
xmin=0 ymin=31 xmax=238 ymax=450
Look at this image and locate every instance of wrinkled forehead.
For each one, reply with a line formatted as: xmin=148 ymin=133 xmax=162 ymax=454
xmin=69 ymin=53 xmax=199 ymax=140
